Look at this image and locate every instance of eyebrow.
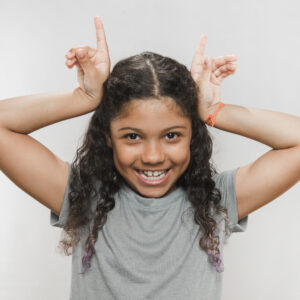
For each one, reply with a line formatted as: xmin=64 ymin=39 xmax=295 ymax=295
xmin=118 ymin=126 xmax=187 ymax=133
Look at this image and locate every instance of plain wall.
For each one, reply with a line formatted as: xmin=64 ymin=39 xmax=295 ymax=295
xmin=0 ymin=0 xmax=300 ymax=299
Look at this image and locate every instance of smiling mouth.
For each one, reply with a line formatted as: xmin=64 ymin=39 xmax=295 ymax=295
xmin=135 ymin=168 xmax=171 ymax=172
xmin=135 ymin=168 xmax=171 ymax=178
xmin=134 ymin=168 xmax=172 ymax=185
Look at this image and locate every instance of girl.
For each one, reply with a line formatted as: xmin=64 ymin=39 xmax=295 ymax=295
xmin=1 ymin=16 xmax=300 ymax=299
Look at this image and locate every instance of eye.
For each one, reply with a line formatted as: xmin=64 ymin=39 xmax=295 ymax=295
xmin=165 ymin=132 xmax=181 ymax=141
xmin=124 ymin=133 xmax=140 ymax=141
xmin=123 ymin=132 xmax=181 ymax=142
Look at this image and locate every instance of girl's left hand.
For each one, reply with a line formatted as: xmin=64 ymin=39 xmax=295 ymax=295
xmin=190 ymin=35 xmax=237 ymax=121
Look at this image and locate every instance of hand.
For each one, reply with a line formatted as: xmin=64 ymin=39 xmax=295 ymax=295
xmin=190 ymin=35 xmax=237 ymax=120
xmin=65 ymin=16 xmax=110 ymax=105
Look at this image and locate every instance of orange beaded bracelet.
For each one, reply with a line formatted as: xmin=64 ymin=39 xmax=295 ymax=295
xmin=204 ymin=102 xmax=225 ymax=127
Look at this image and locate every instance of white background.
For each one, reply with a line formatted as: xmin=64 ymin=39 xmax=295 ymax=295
xmin=0 ymin=0 xmax=300 ymax=299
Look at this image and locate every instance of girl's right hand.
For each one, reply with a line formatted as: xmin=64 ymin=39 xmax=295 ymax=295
xmin=65 ymin=16 xmax=110 ymax=105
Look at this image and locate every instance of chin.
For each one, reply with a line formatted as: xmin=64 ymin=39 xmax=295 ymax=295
xmin=142 ymin=186 xmax=174 ymax=198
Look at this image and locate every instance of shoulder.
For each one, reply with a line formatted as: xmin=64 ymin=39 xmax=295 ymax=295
xmin=212 ymin=168 xmax=238 ymax=192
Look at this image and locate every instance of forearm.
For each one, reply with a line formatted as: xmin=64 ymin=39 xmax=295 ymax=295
xmin=0 ymin=87 xmax=99 ymax=134
xmin=206 ymin=103 xmax=300 ymax=150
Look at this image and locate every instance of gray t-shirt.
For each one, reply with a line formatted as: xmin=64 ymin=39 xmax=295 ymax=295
xmin=50 ymin=162 xmax=248 ymax=300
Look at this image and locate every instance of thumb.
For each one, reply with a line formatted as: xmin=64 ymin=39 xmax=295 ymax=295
xmin=75 ymin=49 xmax=95 ymax=74
xmin=202 ymin=56 xmax=212 ymax=81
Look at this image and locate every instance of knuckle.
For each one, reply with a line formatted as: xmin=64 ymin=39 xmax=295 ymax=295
xmin=75 ymin=45 xmax=86 ymax=49
xmin=76 ymin=45 xmax=91 ymax=51
xmin=72 ymin=46 xmax=88 ymax=53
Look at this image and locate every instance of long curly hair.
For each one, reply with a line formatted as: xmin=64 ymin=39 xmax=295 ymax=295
xmin=58 ymin=51 xmax=232 ymax=274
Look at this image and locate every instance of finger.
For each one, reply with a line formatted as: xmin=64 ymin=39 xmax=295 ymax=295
xmin=65 ymin=51 xmax=75 ymax=59
xmin=215 ymin=66 xmax=236 ymax=78
xmin=74 ymin=60 xmax=84 ymax=75
xmin=65 ymin=61 xmax=72 ymax=68
xmin=66 ymin=46 xmax=96 ymax=59
xmin=66 ymin=57 xmax=77 ymax=65
xmin=87 ymin=48 xmax=96 ymax=58
xmin=94 ymin=16 xmax=109 ymax=53
xmin=213 ymin=55 xmax=238 ymax=70
xmin=196 ymin=35 xmax=207 ymax=62
xmin=75 ymin=48 xmax=97 ymax=75
xmin=210 ymin=73 xmax=222 ymax=85
xmin=214 ymin=63 xmax=236 ymax=77
xmin=202 ymin=55 xmax=212 ymax=81
xmin=65 ymin=58 xmax=78 ymax=69
xmin=75 ymin=60 xmax=83 ymax=70
xmin=220 ymin=70 xmax=235 ymax=79
xmin=212 ymin=59 xmax=216 ymax=74
xmin=75 ymin=61 xmax=84 ymax=85
xmin=66 ymin=47 xmax=83 ymax=58
xmin=191 ymin=35 xmax=207 ymax=70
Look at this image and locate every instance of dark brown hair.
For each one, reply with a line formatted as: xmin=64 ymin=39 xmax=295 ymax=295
xmin=58 ymin=51 xmax=231 ymax=274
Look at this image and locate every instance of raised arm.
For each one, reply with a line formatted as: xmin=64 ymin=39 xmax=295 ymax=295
xmin=0 ymin=16 xmax=110 ymax=216
xmin=191 ymin=35 xmax=300 ymax=222
xmin=0 ymin=89 xmax=94 ymax=216
xmin=204 ymin=101 xmax=300 ymax=221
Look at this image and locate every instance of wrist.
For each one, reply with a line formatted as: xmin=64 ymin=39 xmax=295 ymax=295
xmin=207 ymin=102 xmax=222 ymax=115
xmin=202 ymin=102 xmax=225 ymax=127
xmin=73 ymin=87 xmax=103 ymax=111
xmin=198 ymin=102 xmax=219 ymax=121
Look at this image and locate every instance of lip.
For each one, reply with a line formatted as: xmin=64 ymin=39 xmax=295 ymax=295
xmin=136 ymin=168 xmax=170 ymax=172
xmin=135 ymin=168 xmax=172 ymax=186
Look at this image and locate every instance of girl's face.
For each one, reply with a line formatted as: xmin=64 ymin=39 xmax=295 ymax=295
xmin=106 ymin=97 xmax=192 ymax=198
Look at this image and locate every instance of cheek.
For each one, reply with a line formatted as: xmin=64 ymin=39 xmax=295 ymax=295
xmin=168 ymin=143 xmax=190 ymax=163
xmin=113 ymin=145 xmax=137 ymax=164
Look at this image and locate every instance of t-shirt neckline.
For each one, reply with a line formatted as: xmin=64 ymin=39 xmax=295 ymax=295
xmin=118 ymin=181 xmax=187 ymax=210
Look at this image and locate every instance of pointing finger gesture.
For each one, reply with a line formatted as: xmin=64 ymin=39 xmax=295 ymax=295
xmin=190 ymin=35 xmax=207 ymax=84
xmin=190 ymin=35 xmax=237 ymax=121
xmin=65 ymin=16 xmax=111 ymax=105
xmin=92 ymin=15 xmax=111 ymax=82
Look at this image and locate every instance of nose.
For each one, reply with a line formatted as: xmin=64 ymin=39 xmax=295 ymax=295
xmin=141 ymin=141 xmax=165 ymax=164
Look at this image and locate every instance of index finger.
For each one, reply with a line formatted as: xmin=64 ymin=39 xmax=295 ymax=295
xmin=191 ymin=35 xmax=207 ymax=67
xmin=94 ymin=16 xmax=108 ymax=53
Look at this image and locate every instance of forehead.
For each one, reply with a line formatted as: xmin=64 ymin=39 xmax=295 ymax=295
xmin=111 ymin=97 xmax=190 ymax=131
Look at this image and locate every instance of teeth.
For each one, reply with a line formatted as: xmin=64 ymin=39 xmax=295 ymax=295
xmin=140 ymin=172 xmax=167 ymax=181
xmin=140 ymin=170 xmax=167 ymax=177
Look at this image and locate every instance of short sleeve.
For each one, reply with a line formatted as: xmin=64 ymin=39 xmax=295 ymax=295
xmin=50 ymin=161 xmax=72 ymax=228
xmin=212 ymin=167 xmax=248 ymax=233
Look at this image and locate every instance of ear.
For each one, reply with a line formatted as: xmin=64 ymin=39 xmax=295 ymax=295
xmin=105 ymin=133 xmax=112 ymax=148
